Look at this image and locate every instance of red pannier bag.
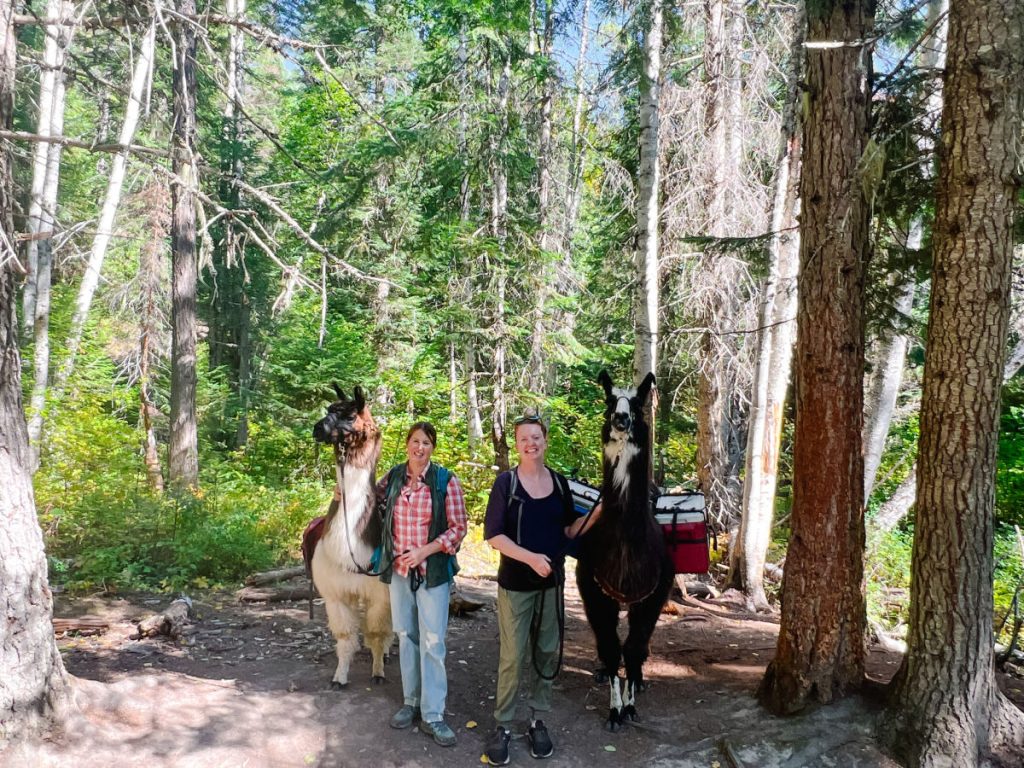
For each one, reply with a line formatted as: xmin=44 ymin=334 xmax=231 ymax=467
xmin=655 ymin=492 xmax=710 ymax=574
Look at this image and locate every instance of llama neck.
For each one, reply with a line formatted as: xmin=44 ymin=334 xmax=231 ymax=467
xmin=323 ymin=462 xmax=376 ymax=561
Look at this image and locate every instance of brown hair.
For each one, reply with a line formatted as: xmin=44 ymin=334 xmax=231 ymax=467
xmin=406 ymin=421 xmax=437 ymax=446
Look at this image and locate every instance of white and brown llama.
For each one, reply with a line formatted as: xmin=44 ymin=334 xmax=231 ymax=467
xmin=576 ymin=370 xmax=675 ymax=730
xmin=309 ymin=384 xmax=392 ymax=689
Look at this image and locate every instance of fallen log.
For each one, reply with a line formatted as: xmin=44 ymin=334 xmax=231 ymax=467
xmin=53 ymin=617 xmax=109 ymax=636
xmin=132 ymin=596 xmax=193 ymax=640
xmin=236 ymin=585 xmax=311 ymax=603
xmin=449 ymin=594 xmax=485 ymax=618
xmin=244 ymin=565 xmax=306 ymax=586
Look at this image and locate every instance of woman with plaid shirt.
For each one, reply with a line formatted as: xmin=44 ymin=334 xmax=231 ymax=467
xmin=376 ymin=421 xmax=467 ymax=747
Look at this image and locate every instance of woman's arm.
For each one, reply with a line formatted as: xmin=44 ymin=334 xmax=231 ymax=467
xmin=486 ymin=533 xmax=552 ymax=578
xmin=565 ymin=502 xmax=602 ymax=539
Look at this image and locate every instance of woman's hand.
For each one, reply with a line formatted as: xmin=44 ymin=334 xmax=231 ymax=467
xmin=397 ymin=545 xmax=430 ymax=570
xmin=529 ymin=553 xmax=553 ymax=578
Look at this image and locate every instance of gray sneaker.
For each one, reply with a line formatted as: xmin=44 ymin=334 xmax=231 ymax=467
xmin=389 ymin=704 xmax=420 ymax=729
xmin=419 ymin=718 xmax=457 ymax=747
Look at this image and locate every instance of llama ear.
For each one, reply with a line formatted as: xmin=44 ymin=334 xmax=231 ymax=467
xmin=353 ymin=386 xmax=365 ymax=411
xmin=637 ymin=372 xmax=656 ymax=403
xmin=332 ymin=382 xmax=346 ymax=401
xmin=598 ymin=370 xmax=613 ymax=399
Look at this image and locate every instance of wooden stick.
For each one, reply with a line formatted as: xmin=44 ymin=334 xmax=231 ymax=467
xmin=53 ymin=617 xmax=110 ymax=635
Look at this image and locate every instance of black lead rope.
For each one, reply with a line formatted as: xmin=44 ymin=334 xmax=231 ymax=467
xmin=335 ymin=445 xmax=399 ymax=579
xmin=527 ymin=487 xmax=601 ymax=682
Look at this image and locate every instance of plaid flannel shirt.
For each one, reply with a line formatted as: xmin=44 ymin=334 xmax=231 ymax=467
xmin=376 ymin=463 xmax=468 ymax=579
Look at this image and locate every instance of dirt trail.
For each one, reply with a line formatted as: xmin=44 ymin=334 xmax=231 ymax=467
xmin=5 ymin=574 xmax=1023 ymax=768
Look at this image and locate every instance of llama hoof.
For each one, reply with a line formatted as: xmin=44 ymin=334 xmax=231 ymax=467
xmin=593 ymin=668 xmax=610 ymax=684
xmin=330 ymin=680 xmax=348 ymax=691
xmin=623 ymin=705 xmax=638 ymax=722
xmin=371 ymin=675 xmax=386 ymax=685
xmin=605 ymin=711 xmax=623 ymax=732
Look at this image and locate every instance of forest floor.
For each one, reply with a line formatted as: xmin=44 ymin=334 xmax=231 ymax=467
xmin=8 ymin=552 xmax=1024 ymax=768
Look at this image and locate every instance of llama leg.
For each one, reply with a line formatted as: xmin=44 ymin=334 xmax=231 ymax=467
xmin=325 ymin=598 xmax=360 ymax=689
xmin=577 ymin=562 xmax=622 ymax=685
xmin=607 ymin=675 xmax=624 ymax=732
xmin=363 ymin=580 xmax=392 ymax=684
xmin=621 ymin=563 xmax=674 ymax=720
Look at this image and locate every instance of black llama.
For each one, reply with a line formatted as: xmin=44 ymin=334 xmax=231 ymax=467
xmin=576 ymin=370 xmax=674 ymax=730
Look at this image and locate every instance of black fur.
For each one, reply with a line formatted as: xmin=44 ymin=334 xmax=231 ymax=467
xmin=577 ymin=370 xmax=674 ymax=731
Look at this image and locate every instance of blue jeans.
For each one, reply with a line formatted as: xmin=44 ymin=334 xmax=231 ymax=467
xmin=389 ymin=572 xmax=452 ymax=722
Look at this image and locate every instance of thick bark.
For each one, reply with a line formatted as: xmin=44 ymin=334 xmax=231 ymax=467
xmin=633 ymin=0 xmax=662 ymax=396
xmin=886 ymin=2 xmax=1024 ymax=761
xmin=168 ymin=0 xmax=199 ymax=491
xmin=695 ymin=0 xmax=746 ymax=526
xmin=759 ymin=0 xmax=873 ymax=715
xmin=0 ymin=0 xmax=73 ymax=740
xmin=56 ymin=20 xmax=156 ymax=390
xmin=729 ymin=2 xmax=804 ymax=610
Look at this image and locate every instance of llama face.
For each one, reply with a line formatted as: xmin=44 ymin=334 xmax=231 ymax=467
xmin=597 ymin=370 xmax=655 ymax=440
xmin=597 ymin=370 xmax=655 ymax=493
xmin=313 ymin=384 xmax=377 ymax=450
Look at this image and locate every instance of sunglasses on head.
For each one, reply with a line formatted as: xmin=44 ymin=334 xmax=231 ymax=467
xmin=513 ymin=411 xmax=543 ymax=427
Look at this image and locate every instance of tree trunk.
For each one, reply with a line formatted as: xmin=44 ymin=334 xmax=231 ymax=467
xmin=139 ymin=179 xmax=169 ymax=494
xmin=862 ymin=279 xmax=915 ymax=497
xmin=695 ymin=0 xmax=746 ymax=528
xmin=488 ymin=47 xmax=510 ymax=471
xmin=466 ymin=342 xmax=484 ymax=450
xmin=563 ymin=0 xmax=591 ymax=250
xmin=526 ymin=0 xmax=555 ymax=394
xmin=759 ymin=0 xmax=874 ymax=715
xmin=56 ymin=20 xmax=156 ymax=390
xmin=20 ymin=0 xmax=61 ymax=341
xmin=26 ymin=0 xmax=73 ymax=468
xmin=633 ymin=0 xmax=662 ymax=406
xmin=886 ymin=3 xmax=1024 ymax=759
xmin=0 ymin=0 xmax=73 ymax=739
xmin=168 ymin=0 xmax=199 ymax=492
xmin=862 ymin=0 xmax=947 ymax=500
xmin=729 ymin=2 xmax=804 ymax=610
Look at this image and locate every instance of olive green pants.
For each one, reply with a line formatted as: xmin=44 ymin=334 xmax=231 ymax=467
xmin=493 ymin=585 xmax=560 ymax=727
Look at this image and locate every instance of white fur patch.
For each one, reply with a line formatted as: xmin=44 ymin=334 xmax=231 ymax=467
xmin=604 ymin=439 xmax=639 ymax=495
xmin=623 ymin=680 xmax=636 ymax=708
xmin=609 ymin=676 xmax=623 ymax=712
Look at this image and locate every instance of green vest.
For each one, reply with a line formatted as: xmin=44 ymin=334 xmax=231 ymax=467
xmin=379 ymin=462 xmax=459 ymax=588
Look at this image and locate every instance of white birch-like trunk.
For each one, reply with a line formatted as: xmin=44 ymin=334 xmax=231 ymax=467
xmin=26 ymin=0 xmax=73 ymax=467
xmin=563 ymin=0 xmax=591 ymax=249
xmin=526 ymin=0 xmax=555 ymax=393
xmin=20 ymin=0 xmax=61 ymax=340
xmin=489 ymin=50 xmax=511 ymax=471
xmin=695 ymin=0 xmax=746 ymax=523
xmin=633 ymin=0 xmax=663 ymax=386
xmin=55 ymin=21 xmax=156 ymax=390
xmin=862 ymin=278 xmax=915 ymax=496
xmin=872 ymin=314 xmax=1024 ymax=535
xmin=862 ymin=0 xmax=947 ymax=499
xmin=730 ymin=2 xmax=804 ymax=609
